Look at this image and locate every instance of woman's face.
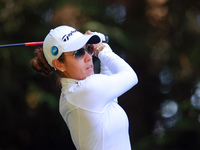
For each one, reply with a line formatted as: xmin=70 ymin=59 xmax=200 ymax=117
xmin=61 ymin=47 xmax=94 ymax=80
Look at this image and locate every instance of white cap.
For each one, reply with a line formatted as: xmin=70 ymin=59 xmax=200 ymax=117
xmin=43 ymin=25 xmax=101 ymax=67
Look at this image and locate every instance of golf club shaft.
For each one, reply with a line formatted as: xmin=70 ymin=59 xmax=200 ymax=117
xmin=0 ymin=36 xmax=109 ymax=48
xmin=0 ymin=42 xmax=44 ymax=48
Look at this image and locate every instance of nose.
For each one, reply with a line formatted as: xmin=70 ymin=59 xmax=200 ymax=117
xmin=84 ymin=51 xmax=92 ymax=62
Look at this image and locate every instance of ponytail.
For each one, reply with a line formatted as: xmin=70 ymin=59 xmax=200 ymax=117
xmin=31 ymin=47 xmax=55 ymax=76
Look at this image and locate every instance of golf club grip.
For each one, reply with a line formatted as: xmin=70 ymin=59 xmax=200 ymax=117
xmin=103 ymin=36 xmax=109 ymax=43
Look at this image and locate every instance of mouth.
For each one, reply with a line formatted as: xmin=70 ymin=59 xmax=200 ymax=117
xmin=86 ymin=65 xmax=93 ymax=70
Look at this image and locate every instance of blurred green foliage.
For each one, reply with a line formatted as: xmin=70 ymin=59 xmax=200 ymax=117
xmin=0 ymin=0 xmax=200 ymax=149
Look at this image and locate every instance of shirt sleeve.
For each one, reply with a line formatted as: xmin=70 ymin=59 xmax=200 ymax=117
xmin=100 ymin=43 xmax=113 ymax=76
xmin=65 ymin=46 xmax=138 ymax=112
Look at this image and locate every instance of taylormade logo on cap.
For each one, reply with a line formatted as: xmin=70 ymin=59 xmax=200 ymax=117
xmin=62 ymin=30 xmax=77 ymax=42
xmin=43 ymin=25 xmax=101 ymax=67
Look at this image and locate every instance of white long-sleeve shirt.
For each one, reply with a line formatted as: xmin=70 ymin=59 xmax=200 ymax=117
xmin=59 ymin=44 xmax=138 ymax=150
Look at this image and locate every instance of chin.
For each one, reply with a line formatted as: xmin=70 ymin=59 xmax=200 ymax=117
xmin=85 ymin=72 xmax=94 ymax=79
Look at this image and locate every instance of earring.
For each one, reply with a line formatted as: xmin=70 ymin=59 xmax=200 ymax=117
xmin=62 ymin=70 xmax=64 ymax=72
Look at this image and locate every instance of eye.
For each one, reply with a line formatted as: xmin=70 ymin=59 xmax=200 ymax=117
xmin=74 ymin=48 xmax=85 ymax=57
xmin=86 ymin=44 xmax=94 ymax=55
xmin=73 ymin=48 xmax=85 ymax=61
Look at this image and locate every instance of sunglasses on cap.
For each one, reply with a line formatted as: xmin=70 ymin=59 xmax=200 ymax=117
xmin=72 ymin=44 xmax=94 ymax=61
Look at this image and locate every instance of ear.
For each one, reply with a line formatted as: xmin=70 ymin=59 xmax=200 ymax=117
xmin=52 ymin=59 xmax=65 ymax=72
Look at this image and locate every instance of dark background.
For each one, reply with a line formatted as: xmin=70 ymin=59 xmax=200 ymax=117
xmin=1 ymin=0 xmax=200 ymax=149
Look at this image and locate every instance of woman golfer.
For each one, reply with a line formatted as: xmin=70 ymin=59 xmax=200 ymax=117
xmin=31 ymin=25 xmax=138 ymax=150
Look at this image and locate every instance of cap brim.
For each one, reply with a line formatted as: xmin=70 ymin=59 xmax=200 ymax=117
xmin=63 ymin=34 xmax=100 ymax=52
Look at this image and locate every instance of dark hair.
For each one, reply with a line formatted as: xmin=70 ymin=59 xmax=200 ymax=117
xmin=31 ymin=47 xmax=54 ymax=76
xmin=30 ymin=47 xmax=65 ymax=80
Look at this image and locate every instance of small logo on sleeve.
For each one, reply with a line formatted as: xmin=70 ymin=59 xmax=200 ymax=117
xmin=51 ymin=46 xmax=59 ymax=56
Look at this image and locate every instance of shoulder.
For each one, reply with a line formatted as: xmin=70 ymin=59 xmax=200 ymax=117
xmin=78 ymin=74 xmax=108 ymax=89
